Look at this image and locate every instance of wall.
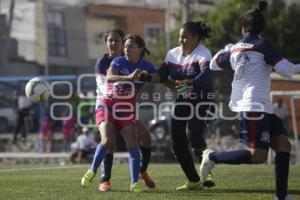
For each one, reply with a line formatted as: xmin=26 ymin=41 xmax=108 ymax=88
xmin=271 ymin=75 xmax=300 ymax=135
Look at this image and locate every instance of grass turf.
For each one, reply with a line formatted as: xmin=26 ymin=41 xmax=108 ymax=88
xmin=0 ymin=163 xmax=299 ymax=200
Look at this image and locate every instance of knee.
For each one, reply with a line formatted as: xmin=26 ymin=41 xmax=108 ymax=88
xmin=280 ymin=139 xmax=291 ymax=153
xmin=100 ymin=136 xmax=115 ymax=152
xmin=123 ymin=133 xmax=138 ymax=149
xmin=251 ymin=151 xmax=268 ymax=164
xmin=271 ymin=136 xmax=292 ymax=153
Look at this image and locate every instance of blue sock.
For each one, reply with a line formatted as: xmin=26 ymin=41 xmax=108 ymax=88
xmin=101 ymin=153 xmax=113 ymax=182
xmin=209 ymin=150 xmax=252 ymax=164
xmin=275 ymin=152 xmax=290 ymax=199
xmin=140 ymin=146 xmax=151 ymax=173
xmin=128 ymin=147 xmax=141 ymax=184
xmin=90 ymin=144 xmax=106 ymax=173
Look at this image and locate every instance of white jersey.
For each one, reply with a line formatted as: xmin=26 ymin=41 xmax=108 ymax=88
xmin=210 ymin=32 xmax=299 ymax=113
xmin=162 ymin=44 xmax=214 ymax=101
xmin=165 ymin=44 xmax=212 ymax=74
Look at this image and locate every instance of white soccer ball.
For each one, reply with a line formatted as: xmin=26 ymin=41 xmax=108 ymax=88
xmin=25 ymin=77 xmax=50 ymax=103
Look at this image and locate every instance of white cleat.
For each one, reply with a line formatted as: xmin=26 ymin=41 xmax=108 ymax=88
xmin=274 ymin=194 xmax=294 ymax=200
xmin=200 ymin=149 xmax=215 ymax=181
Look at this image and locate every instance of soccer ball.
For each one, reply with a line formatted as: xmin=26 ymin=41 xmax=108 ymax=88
xmin=25 ymin=77 xmax=50 ymax=103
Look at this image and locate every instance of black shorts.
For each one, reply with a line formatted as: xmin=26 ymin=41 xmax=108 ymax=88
xmin=239 ymin=112 xmax=287 ymax=149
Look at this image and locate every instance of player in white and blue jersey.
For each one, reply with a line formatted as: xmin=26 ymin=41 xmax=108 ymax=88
xmin=201 ymin=1 xmax=300 ymax=200
xmin=158 ymin=21 xmax=216 ymax=190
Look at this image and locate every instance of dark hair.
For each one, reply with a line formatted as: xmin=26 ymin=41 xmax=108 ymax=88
xmin=124 ymin=34 xmax=150 ymax=58
xmin=241 ymin=0 xmax=268 ymax=34
xmin=182 ymin=21 xmax=211 ymax=41
xmin=104 ymin=27 xmax=125 ymax=42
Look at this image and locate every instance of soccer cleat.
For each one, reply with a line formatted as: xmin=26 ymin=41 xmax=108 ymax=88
xmin=175 ymin=181 xmax=204 ymax=191
xmin=130 ymin=182 xmax=144 ymax=192
xmin=203 ymin=173 xmax=215 ymax=188
xmin=139 ymin=171 xmax=156 ymax=189
xmin=274 ymin=194 xmax=295 ymax=200
xmin=200 ymin=149 xmax=215 ymax=182
xmin=99 ymin=181 xmax=111 ymax=192
xmin=81 ymin=169 xmax=95 ymax=187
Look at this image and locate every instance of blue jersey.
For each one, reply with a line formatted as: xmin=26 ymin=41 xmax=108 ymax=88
xmin=108 ymin=56 xmax=157 ymax=98
xmin=111 ymin=56 xmax=157 ymax=75
xmin=95 ymin=54 xmax=113 ymax=75
xmin=95 ymin=56 xmax=157 ymax=110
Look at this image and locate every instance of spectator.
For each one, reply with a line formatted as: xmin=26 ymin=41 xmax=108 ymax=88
xmin=70 ymin=127 xmax=97 ymax=163
xmin=273 ymin=98 xmax=289 ymax=130
xmin=13 ymin=89 xmax=32 ymax=143
xmin=62 ymin=110 xmax=76 ymax=152
xmin=38 ymin=107 xmax=53 ymax=153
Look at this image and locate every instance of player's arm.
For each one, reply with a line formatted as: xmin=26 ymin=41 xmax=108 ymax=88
xmin=264 ymin=40 xmax=300 ymax=79
xmin=106 ymin=66 xmax=143 ymax=82
xmin=274 ymin=59 xmax=300 ymax=79
xmin=210 ymin=44 xmax=233 ymax=71
xmin=135 ymin=62 xmax=170 ymax=83
xmin=186 ymin=61 xmax=212 ymax=88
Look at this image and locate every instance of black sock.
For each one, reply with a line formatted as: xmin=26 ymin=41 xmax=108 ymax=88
xmin=100 ymin=153 xmax=113 ymax=182
xmin=275 ymin=152 xmax=290 ymax=199
xmin=209 ymin=150 xmax=252 ymax=164
xmin=140 ymin=146 xmax=151 ymax=173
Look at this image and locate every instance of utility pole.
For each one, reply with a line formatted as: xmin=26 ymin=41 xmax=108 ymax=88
xmin=165 ymin=0 xmax=171 ymax=51
xmin=43 ymin=0 xmax=49 ymax=77
xmin=181 ymin=0 xmax=190 ymax=24
xmin=4 ymin=0 xmax=15 ymax=65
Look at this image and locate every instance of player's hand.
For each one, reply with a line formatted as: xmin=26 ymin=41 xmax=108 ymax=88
xmin=131 ymin=69 xmax=151 ymax=82
xmin=128 ymin=69 xmax=144 ymax=81
xmin=137 ymin=72 xmax=152 ymax=82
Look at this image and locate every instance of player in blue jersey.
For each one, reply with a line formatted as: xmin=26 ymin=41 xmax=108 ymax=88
xmin=202 ymin=1 xmax=300 ymax=200
xmin=93 ymin=28 xmax=155 ymax=192
xmin=81 ymin=33 xmax=157 ymax=192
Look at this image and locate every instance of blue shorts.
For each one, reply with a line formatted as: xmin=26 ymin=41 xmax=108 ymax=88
xmin=239 ymin=112 xmax=287 ymax=149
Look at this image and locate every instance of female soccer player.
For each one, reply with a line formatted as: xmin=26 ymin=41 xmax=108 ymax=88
xmin=158 ymin=21 xmax=216 ymax=190
xmin=93 ymin=28 xmax=155 ymax=192
xmin=202 ymin=1 xmax=300 ymax=199
xmin=81 ymin=33 xmax=157 ymax=192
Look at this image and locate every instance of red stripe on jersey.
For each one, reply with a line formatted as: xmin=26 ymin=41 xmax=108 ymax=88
xmin=249 ymin=113 xmax=257 ymax=148
xmin=271 ymin=57 xmax=283 ymax=68
xmin=168 ymin=61 xmax=209 ymax=68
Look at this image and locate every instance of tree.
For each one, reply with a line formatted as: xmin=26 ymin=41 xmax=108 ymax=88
xmin=194 ymin=0 xmax=300 ymax=104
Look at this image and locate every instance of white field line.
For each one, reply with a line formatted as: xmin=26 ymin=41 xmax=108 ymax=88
xmin=0 ymin=165 xmax=87 ymax=173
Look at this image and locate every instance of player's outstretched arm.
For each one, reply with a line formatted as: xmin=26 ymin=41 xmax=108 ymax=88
xmin=107 ymin=67 xmax=143 ymax=82
xmin=274 ymin=59 xmax=300 ymax=79
xmin=210 ymin=44 xmax=233 ymax=71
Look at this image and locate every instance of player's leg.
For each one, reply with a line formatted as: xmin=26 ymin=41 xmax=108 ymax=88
xmin=200 ymin=112 xmax=269 ymax=181
xmin=99 ymin=121 xmax=118 ymax=191
xmin=270 ymin=114 xmax=293 ymax=200
xmin=81 ymin=120 xmax=116 ymax=187
xmin=187 ymin=114 xmax=215 ymax=187
xmin=99 ymin=145 xmax=116 ymax=191
xmin=120 ymin=124 xmax=144 ymax=192
xmin=13 ymin=111 xmax=23 ymax=142
xmin=172 ymin=103 xmax=203 ymax=191
xmin=135 ymin=120 xmax=155 ymax=188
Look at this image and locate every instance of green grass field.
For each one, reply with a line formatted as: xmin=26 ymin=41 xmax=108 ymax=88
xmin=0 ymin=163 xmax=299 ymax=200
